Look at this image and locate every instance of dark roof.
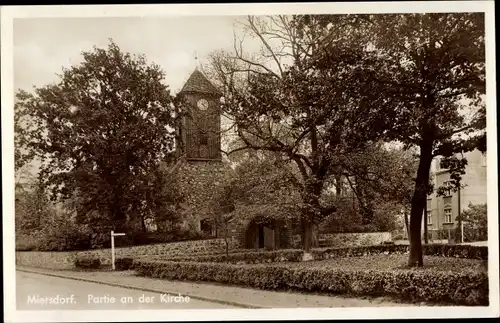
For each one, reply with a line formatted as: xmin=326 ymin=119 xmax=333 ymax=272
xmin=179 ymin=69 xmax=221 ymax=96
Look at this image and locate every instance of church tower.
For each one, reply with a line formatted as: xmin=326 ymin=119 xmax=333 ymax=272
xmin=173 ymin=68 xmax=229 ymax=237
xmin=177 ymin=69 xmax=222 ymax=162
xmin=172 ymin=67 xmax=291 ymax=250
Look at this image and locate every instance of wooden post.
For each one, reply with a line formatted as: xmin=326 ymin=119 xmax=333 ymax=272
xmin=111 ymin=231 xmax=115 ymax=270
xmin=111 ymin=230 xmax=126 ymax=270
xmin=458 ymin=183 xmax=463 ymax=243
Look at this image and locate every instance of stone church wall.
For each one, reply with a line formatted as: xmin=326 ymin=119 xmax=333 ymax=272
xmin=176 ymin=160 xmax=235 ymax=232
xmin=16 ymin=238 xmax=238 ymax=270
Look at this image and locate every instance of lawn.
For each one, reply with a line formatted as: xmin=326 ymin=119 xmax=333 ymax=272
xmin=270 ymin=253 xmax=488 ymax=273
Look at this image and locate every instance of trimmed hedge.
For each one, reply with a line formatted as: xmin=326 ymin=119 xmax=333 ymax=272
xmin=313 ymin=244 xmax=487 ymax=261
xmin=423 ymin=244 xmax=487 ymax=260
xmin=147 ymin=244 xmax=487 ymax=264
xmin=135 ymin=248 xmax=254 ymax=262
xmin=124 ymin=230 xmax=209 ymax=247
xmin=115 ymin=257 xmax=134 ymax=271
xmin=133 ymin=259 xmax=489 ymax=305
xmin=75 ymin=256 xmax=101 ymax=269
xmin=166 ymin=249 xmax=304 ymax=264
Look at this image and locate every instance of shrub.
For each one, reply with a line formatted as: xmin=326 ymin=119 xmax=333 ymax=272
xmin=319 ymin=198 xmax=400 ymax=234
xmin=115 ymin=257 xmax=134 ymax=271
xmin=133 ymin=260 xmax=489 ymax=305
xmin=459 ymin=203 xmax=488 ymax=242
xmin=15 ymin=233 xmax=40 ymax=251
xmin=370 ymin=201 xmax=401 ymax=232
xmin=75 ymin=256 xmax=101 ymax=269
xmin=436 ymin=228 xmax=458 ymax=242
xmin=15 ymin=201 xmax=94 ymax=252
xmin=35 ymin=218 xmax=92 ymax=251
xmin=311 ymin=245 xmax=409 ymax=260
xmin=165 ymin=249 xmax=304 ymax=264
xmin=130 ymin=229 xmax=206 ymax=245
xmin=317 ymin=244 xmax=488 ymax=261
xmin=93 ymin=229 xmax=208 ymax=249
xmin=393 ymin=234 xmax=404 ymax=240
xmin=423 ymin=244 xmax=488 ymax=260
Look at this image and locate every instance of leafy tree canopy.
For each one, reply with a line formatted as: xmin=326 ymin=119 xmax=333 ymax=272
xmin=15 ymin=40 xmax=179 ymax=229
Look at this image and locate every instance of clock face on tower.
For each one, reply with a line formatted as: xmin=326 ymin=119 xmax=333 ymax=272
xmin=197 ymin=99 xmax=209 ymax=110
xmin=177 ymin=68 xmax=222 ymax=161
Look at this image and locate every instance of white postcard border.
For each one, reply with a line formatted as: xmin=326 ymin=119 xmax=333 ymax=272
xmin=2 ymin=2 xmax=498 ymax=322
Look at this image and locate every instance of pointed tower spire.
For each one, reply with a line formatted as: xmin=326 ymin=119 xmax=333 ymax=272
xmin=179 ymin=51 xmax=219 ymax=95
xmin=194 ymin=50 xmax=209 ymax=76
xmin=179 ymin=68 xmax=220 ymax=96
xmin=194 ymin=50 xmax=199 ymax=70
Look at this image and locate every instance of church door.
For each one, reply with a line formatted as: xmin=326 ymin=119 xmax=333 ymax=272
xmin=258 ymin=225 xmax=265 ymax=248
xmin=263 ymin=226 xmax=275 ymax=249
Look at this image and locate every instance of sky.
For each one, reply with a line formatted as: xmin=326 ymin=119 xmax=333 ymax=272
xmin=11 ymin=14 xmax=490 ymax=180
xmin=13 ymin=16 xmax=256 ymax=94
xmin=13 ymin=16 xmax=265 ymax=180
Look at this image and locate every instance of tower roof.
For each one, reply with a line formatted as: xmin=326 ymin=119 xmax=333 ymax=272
xmin=179 ymin=69 xmax=221 ymax=96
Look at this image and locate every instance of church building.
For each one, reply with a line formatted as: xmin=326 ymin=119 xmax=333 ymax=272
xmin=171 ymin=67 xmax=292 ymax=250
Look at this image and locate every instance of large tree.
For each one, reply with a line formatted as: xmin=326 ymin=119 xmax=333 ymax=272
xmin=14 ymin=40 xmax=179 ymax=231
xmin=211 ymin=16 xmax=392 ymax=252
xmin=367 ymin=13 xmax=485 ymax=266
xmin=302 ymin=13 xmax=485 ymax=265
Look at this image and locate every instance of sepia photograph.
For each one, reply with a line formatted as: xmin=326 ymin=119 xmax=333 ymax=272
xmin=2 ymin=2 xmax=498 ymax=322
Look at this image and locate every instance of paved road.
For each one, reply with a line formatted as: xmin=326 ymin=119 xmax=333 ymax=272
xmin=16 ymin=271 xmax=236 ymax=310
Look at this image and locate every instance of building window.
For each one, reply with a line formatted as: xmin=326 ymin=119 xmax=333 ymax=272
xmin=199 ymin=130 xmax=208 ymax=145
xmin=443 ymin=181 xmax=453 ymax=190
xmin=427 ymin=210 xmax=432 ymax=225
xmin=442 ymin=181 xmax=453 ymax=196
xmin=444 ymin=207 xmax=452 ymax=223
xmin=436 ymin=157 xmax=448 ymax=172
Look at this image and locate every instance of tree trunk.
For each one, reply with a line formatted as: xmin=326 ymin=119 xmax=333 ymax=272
xmin=301 ymin=218 xmax=313 ymax=253
xmin=224 ymin=225 xmax=229 ymax=256
xmin=403 ymin=207 xmax=410 ymax=239
xmin=300 ymin=179 xmax=322 ymax=252
xmin=423 ymin=208 xmax=428 ymax=244
xmin=311 ymin=225 xmax=319 ymax=247
xmin=335 ymin=174 xmax=342 ymax=195
xmin=112 ymin=207 xmax=127 ymax=232
xmin=408 ymin=141 xmax=433 ymax=267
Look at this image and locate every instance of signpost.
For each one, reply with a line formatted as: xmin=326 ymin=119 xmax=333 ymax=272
xmin=111 ymin=230 xmax=126 ymax=270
